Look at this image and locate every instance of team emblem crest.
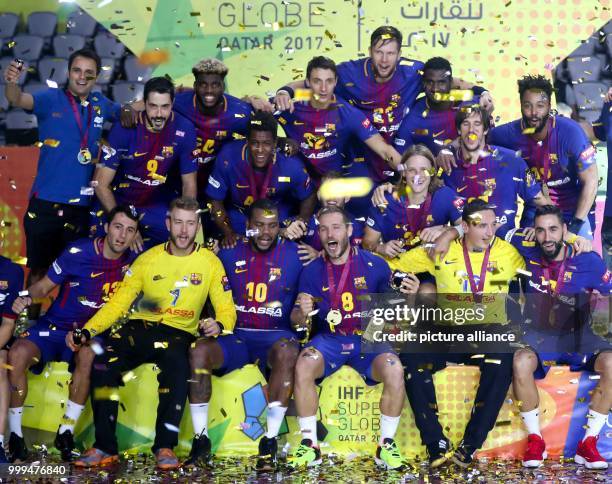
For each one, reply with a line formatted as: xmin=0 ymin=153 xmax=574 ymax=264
xmin=162 ymin=146 xmax=174 ymax=158
xmin=190 ymin=273 xmax=203 ymax=285
xmin=563 ymin=271 xmax=573 ymax=283
xmin=0 ymin=280 xmax=7 ymax=290
xmin=269 ymin=268 xmax=282 ymax=281
xmin=353 ymin=276 xmax=367 ymax=290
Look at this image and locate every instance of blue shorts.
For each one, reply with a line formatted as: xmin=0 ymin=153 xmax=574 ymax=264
xmin=532 ymin=350 xmax=607 ymax=379
xmin=19 ymin=321 xmax=76 ymax=374
xmin=19 ymin=321 xmax=103 ymax=374
xmin=305 ymin=333 xmax=393 ymax=385
xmin=216 ymin=328 xmax=298 ymax=375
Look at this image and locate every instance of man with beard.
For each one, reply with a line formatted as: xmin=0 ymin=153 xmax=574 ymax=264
xmin=207 ymin=111 xmax=317 ymax=248
xmin=92 ymin=77 xmax=198 ymax=251
xmin=390 ymin=200 xmax=525 ymax=468
xmin=394 ymin=57 xmax=492 ymax=156
xmin=276 ymin=56 xmax=403 ymax=178
xmin=441 ymin=106 xmax=551 ymax=237
xmin=507 ymin=205 xmax=611 ymax=469
xmin=7 ymin=206 xmax=138 ymax=463
xmin=185 ymin=199 xmax=303 ymax=470
xmin=72 ymin=197 xmax=236 ymax=470
xmin=289 ymin=206 xmax=414 ymax=470
xmin=489 ymin=75 xmax=598 ymax=238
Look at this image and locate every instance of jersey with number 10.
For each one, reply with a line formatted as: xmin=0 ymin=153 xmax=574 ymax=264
xmin=218 ymin=238 xmax=303 ymax=330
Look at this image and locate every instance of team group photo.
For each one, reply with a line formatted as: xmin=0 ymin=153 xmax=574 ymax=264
xmin=0 ymin=0 xmax=610 ymax=481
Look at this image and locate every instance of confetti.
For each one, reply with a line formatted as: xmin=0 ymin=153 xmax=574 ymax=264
xmin=319 ymin=177 xmax=373 ymax=200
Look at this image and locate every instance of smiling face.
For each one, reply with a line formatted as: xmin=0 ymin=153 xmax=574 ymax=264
xmin=369 ymin=39 xmax=401 ymax=82
xmin=248 ymin=207 xmax=280 ymax=252
xmin=166 ymin=207 xmax=199 ymax=252
xmin=423 ymin=68 xmax=452 ymax=104
xmin=535 ymin=213 xmax=566 ymax=260
xmin=463 ymin=209 xmax=497 ymax=250
xmin=521 ymin=89 xmax=551 ymax=134
xmin=308 ymin=67 xmax=337 ymax=106
xmin=459 ymin=111 xmax=487 ymax=154
xmin=67 ymin=55 xmax=98 ymax=98
xmin=403 ymin=154 xmax=433 ymax=196
xmin=104 ymin=212 xmax=138 ymax=255
xmin=194 ymin=72 xmax=225 ymax=109
xmin=145 ymin=91 xmax=173 ymax=132
xmin=248 ymin=130 xmax=276 ymax=169
xmin=318 ymin=211 xmax=353 ymax=261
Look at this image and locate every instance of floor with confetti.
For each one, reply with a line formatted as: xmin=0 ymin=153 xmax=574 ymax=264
xmin=1 ymin=452 xmax=610 ymax=483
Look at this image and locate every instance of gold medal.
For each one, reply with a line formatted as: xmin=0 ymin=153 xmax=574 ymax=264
xmin=77 ymin=148 xmax=92 ymax=165
xmin=326 ymin=309 xmax=343 ymax=331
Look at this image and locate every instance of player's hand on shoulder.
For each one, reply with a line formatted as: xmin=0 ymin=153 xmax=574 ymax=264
xmin=419 ymin=225 xmax=447 ymax=243
xmin=120 ymin=104 xmax=139 ymax=128
xmin=371 ymin=182 xmax=393 ymax=208
xmin=297 ymin=243 xmax=321 ymax=265
xmin=131 ymin=230 xmax=145 ymax=253
xmin=281 ymin=219 xmax=307 ymax=240
xmin=248 ymin=95 xmax=275 ymax=113
xmin=479 ymin=91 xmax=494 ymax=114
xmin=379 ymin=239 xmax=405 ymax=259
xmin=274 ymin=90 xmax=294 ymax=113
xmin=221 ymin=231 xmax=239 ymax=249
xmin=436 ymin=148 xmax=457 ymax=175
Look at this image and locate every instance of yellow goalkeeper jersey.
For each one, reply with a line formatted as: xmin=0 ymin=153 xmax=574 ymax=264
xmin=389 ymin=237 xmax=525 ymax=324
xmin=85 ymin=242 xmax=237 ymax=336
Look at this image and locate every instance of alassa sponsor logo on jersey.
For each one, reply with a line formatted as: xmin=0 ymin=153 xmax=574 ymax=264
xmin=155 ymin=307 xmax=195 ymax=317
xmin=126 ymin=174 xmax=163 ymax=186
xmin=236 ymin=305 xmax=283 ymax=317
xmin=303 ymin=148 xmax=338 ymax=159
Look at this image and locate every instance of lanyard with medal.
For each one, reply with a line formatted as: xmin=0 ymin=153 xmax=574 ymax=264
xmin=462 ymin=241 xmax=491 ymax=305
xmin=527 ymin=117 xmax=553 ymax=198
xmin=325 ymin=252 xmax=352 ymax=333
xmin=246 ymin=151 xmax=274 ymax=204
xmin=66 ymin=91 xmax=93 ymax=165
xmin=542 ymin=245 xmax=568 ymax=326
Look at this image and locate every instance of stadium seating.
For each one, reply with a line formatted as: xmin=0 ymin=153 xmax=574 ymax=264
xmin=0 ymin=12 xmax=19 ymax=41
xmin=53 ymin=34 xmax=86 ymax=58
xmin=37 ymin=57 xmax=69 ymax=87
xmin=66 ymin=9 xmax=97 ymax=37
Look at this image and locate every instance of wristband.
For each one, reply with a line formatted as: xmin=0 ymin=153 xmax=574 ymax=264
xmin=453 ymin=224 xmax=465 ymax=238
xmin=471 ymin=86 xmax=488 ymax=96
xmin=568 ymin=217 xmax=585 ymax=234
xmin=277 ymin=86 xmax=295 ymax=99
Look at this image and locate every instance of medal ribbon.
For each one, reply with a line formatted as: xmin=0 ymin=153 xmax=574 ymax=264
xmin=404 ymin=192 xmax=432 ymax=236
xmin=246 ymin=153 xmax=275 ymax=201
xmin=542 ymin=245 xmax=568 ymax=297
xmin=462 ymin=242 xmax=491 ymax=303
xmin=66 ymin=91 xmax=92 ymax=150
xmin=143 ymin=114 xmax=170 ymax=169
xmin=325 ymin=251 xmax=352 ymax=312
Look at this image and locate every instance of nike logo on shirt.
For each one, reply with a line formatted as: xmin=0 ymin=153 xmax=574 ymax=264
xmin=90 ymin=272 xmax=104 ymax=278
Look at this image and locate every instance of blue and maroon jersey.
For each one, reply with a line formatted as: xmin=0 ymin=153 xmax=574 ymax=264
xmin=41 ymin=238 xmax=134 ymax=330
xmin=277 ymin=96 xmax=378 ymax=176
xmin=174 ymin=90 xmax=252 ymax=197
xmin=394 ymin=97 xmax=480 ymax=155
xmin=442 ymin=145 xmax=543 ymax=236
xmin=302 ymin=212 xmax=365 ymax=251
xmin=334 ymin=57 xmax=424 ymax=181
xmin=101 ymin=111 xmax=198 ymax=207
xmin=298 ymin=247 xmax=391 ymax=335
xmin=508 ymin=229 xmax=612 ymax=332
xmin=218 ymin=238 xmax=303 ymax=330
xmin=489 ymin=116 xmax=596 ymax=222
xmin=366 ymin=186 xmax=463 ymax=246
xmin=0 ymin=255 xmax=24 ymax=321
xmin=207 ymin=140 xmax=314 ymax=229
xmin=593 ymin=101 xmax=611 ymax=217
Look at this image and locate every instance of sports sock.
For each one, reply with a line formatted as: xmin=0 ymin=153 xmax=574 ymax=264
xmin=8 ymin=407 xmax=23 ymax=437
xmin=265 ymin=404 xmax=287 ymax=439
xmin=379 ymin=414 xmax=400 ymax=445
xmin=520 ymin=408 xmax=541 ymax=436
xmin=298 ymin=415 xmax=318 ymax=445
xmin=59 ymin=400 xmax=85 ymax=433
xmin=583 ymin=408 xmax=608 ymax=440
xmin=190 ymin=403 xmax=209 ymax=437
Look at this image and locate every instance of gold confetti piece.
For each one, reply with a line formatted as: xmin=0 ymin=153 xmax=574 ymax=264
xmin=138 ymin=49 xmax=170 ymax=65
xmin=194 ymin=368 xmax=210 ymax=375
xmin=122 ymin=371 xmax=136 ymax=383
xmin=484 ymin=359 xmax=501 ymax=364
xmin=43 ymin=139 xmax=60 ymax=147
xmin=294 ymin=88 xmax=312 ymax=101
xmin=1 ymin=363 xmax=14 ymax=370
xmin=94 ymin=387 xmax=120 ymax=401
xmin=150 ymin=173 xmax=167 ymax=183
xmin=516 ymin=268 xmax=532 ymax=277
xmin=468 ymin=133 xmax=478 ymax=141
xmin=522 ymin=127 xmax=536 ymax=134
xmin=319 ymin=177 xmax=373 ymax=200
xmin=433 ymin=90 xmax=474 ymax=102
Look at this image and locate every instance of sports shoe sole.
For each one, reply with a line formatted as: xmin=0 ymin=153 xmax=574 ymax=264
xmin=374 ymin=456 xmax=406 ymax=471
xmin=74 ymin=455 xmax=119 ymax=468
xmin=522 ymin=451 xmax=547 ymax=468
xmin=574 ymin=454 xmax=609 ymax=470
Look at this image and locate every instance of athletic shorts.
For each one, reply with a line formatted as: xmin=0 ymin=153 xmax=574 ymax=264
xmin=24 ymin=198 xmax=90 ymax=271
xmin=531 ymin=350 xmax=609 ymax=379
xmin=304 ymin=333 xmax=393 ymax=385
xmin=216 ymin=328 xmax=298 ymax=375
xmin=18 ymin=320 xmax=102 ymax=374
